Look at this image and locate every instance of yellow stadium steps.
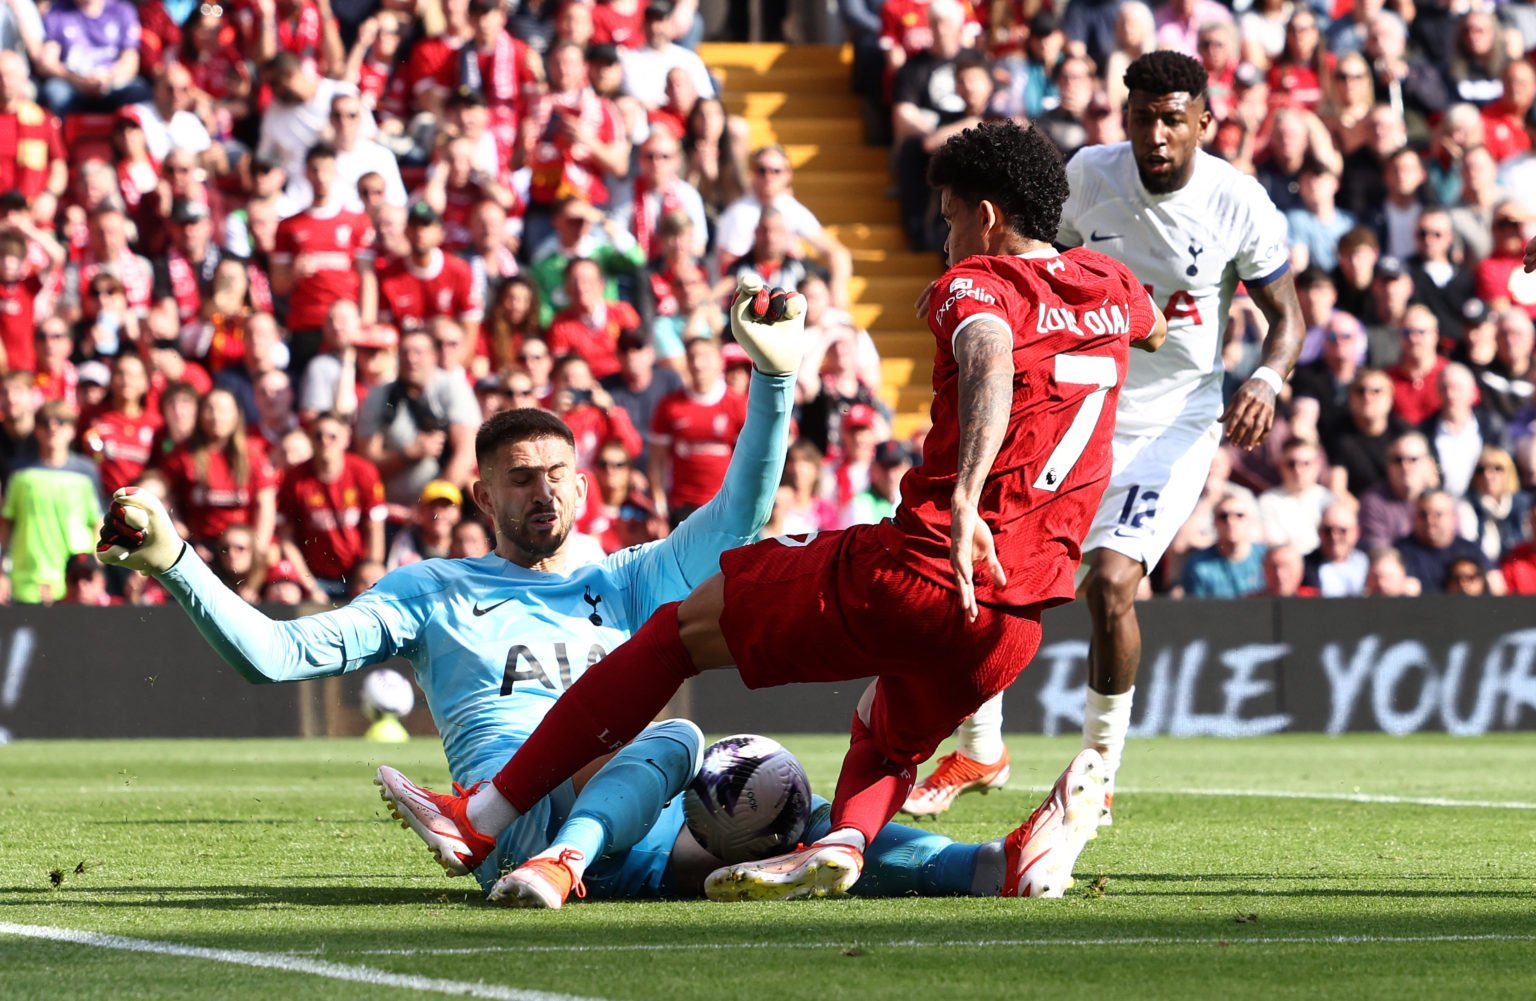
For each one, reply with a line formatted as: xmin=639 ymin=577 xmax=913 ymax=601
xmin=847 ymin=274 xmax=926 ymax=309
xmin=823 ymin=223 xmax=907 ymax=252
xmin=697 ymin=43 xmax=852 ymax=74
xmin=747 ymin=118 xmax=872 ymax=147
xmin=851 ymin=248 xmax=943 ymax=277
xmin=892 ymin=412 xmax=932 ymax=440
xmin=723 ymin=92 xmax=863 ymax=120
xmin=780 ymin=144 xmax=889 ymax=173
xmin=714 ymin=65 xmax=857 ymax=94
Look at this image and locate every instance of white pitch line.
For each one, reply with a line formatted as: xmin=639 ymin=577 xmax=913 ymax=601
xmin=0 ymin=923 xmax=607 ymax=1001
xmin=1004 ymin=785 xmax=1536 ymax=811
xmin=331 ymin=933 xmax=1536 ymax=957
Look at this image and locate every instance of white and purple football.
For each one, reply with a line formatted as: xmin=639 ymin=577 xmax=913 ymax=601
xmin=683 ymin=734 xmax=812 ymax=864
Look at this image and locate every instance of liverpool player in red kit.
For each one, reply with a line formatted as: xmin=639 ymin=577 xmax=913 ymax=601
xmin=380 ymin=123 xmax=1167 ymax=902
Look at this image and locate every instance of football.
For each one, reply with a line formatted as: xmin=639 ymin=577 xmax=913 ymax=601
xmin=359 ymin=668 xmax=416 ymax=721
xmin=683 ymin=734 xmax=812 ymax=864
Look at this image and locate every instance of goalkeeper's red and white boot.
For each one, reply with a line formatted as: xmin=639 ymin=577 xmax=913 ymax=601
xmin=375 ymin=766 xmax=497 ymax=877
xmin=489 ymin=849 xmax=588 ymax=909
xmin=1000 ymin=749 xmax=1107 ymax=899
xmin=901 ymin=748 xmax=1011 ymax=818
xmin=704 ymin=842 xmax=865 ymax=902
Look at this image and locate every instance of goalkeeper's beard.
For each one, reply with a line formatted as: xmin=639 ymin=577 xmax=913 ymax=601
xmin=496 ymin=505 xmax=572 ymax=562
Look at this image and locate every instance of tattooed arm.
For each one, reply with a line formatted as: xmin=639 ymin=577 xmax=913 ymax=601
xmin=950 ymin=315 xmax=1015 ymax=622
xmin=1223 ymin=268 xmax=1304 ymax=450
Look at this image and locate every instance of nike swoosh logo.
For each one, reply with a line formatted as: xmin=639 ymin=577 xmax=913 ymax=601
xmin=472 ymin=597 xmax=515 ymax=617
xmin=1089 ymin=231 xmax=1122 ymax=242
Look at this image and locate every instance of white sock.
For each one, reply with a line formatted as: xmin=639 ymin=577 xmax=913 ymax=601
xmin=816 ymin=827 xmax=868 ymax=852
xmin=955 ymin=693 xmax=1007 ymax=765
xmin=969 ymin=840 xmax=1006 ymax=896
xmin=1083 ymin=687 xmax=1135 ymax=784
xmin=465 ymin=783 xmax=520 ymax=835
xmin=529 ymin=842 xmax=592 ymax=882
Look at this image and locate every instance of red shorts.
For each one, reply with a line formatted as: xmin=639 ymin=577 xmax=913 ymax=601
xmin=718 ymin=525 xmax=1043 ymax=766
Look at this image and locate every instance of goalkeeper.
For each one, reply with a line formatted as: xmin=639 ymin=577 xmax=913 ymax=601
xmin=98 ymin=276 xmax=811 ymax=906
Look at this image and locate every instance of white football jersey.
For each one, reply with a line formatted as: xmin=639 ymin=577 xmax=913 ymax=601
xmin=1058 ymin=144 xmax=1290 ymax=436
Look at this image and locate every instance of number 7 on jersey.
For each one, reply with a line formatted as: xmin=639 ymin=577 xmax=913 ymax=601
xmin=1033 ymin=354 xmax=1118 ymax=492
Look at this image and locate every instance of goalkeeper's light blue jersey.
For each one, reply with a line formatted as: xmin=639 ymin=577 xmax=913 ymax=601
xmin=158 ymin=372 xmax=795 ymax=789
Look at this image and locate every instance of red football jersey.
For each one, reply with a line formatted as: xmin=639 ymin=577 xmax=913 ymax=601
xmin=376 ymin=251 xmax=483 ymax=333
xmin=546 ymin=300 xmax=640 ymax=381
xmin=650 ymin=385 xmax=747 ymax=510
xmin=0 ymin=272 xmax=42 ymax=374
xmin=272 ymin=206 xmax=375 ymax=331
xmin=79 ymin=408 xmax=161 ymax=495
xmin=161 ymin=437 xmax=279 ymax=544
xmin=879 ymin=249 xmax=1157 ymax=610
xmin=276 ymin=454 xmax=387 ymax=580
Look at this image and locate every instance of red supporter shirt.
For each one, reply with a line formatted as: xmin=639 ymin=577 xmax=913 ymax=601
xmin=650 ymin=383 xmax=747 ymax=509
xmin=358 ymin=59 xmax=410 ymax=120
xmin=1387 ymin=356 xmax=1447 ymax=426
xmin=377 ymin=250 xmax=483 ymax=333
xmin=1500 ymin=542 xmax=1536 ymax=594
xmin=1475 ymin=253 xmax=1536 ymax=318
xmin=526 ymin=89 xmax=623 ymax=206
xmin=276 ymin=453 xmax=387 ymax=580
xmin=563 ymin=402 xmax=642 ymax=469
xmin=879 ymin=0 xmax=981 ymax=59
xmin=79 ymin=408 xmax=161 ymax=495
xmin=547 ymin=300 xmax=639 ymax=380
xmin=161 ymin=437 xmax=278 ymax=543
xmin=591 ymin=4 xmax=644 ymax=46
xmin=879 ymin=249 xmax=1156 ymax=610
xmin=0 ymin=272 xmax=42 ymax=373
xmin=272 ymin=205 xmax=375 ymax=331
xmin=80 ymin=252 xmax=155 ymax=315
xmin=442 ymin=180 xmax=491 ymax=254
xmin=0 ymin=102 xmax=66 ymax=199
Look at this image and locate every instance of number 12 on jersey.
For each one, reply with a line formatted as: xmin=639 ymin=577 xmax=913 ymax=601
xmin=1033 ymin=354 xmax=1118 ymax=492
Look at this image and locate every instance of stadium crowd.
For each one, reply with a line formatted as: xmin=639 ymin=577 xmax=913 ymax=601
xmin=845 ymin=0 xmax=1536 ymax=600
xmin=1 ymin=0 xmax=1534 ymax=605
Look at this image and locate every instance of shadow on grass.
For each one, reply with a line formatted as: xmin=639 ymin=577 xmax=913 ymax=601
xmin=0 ymin=885 xmax=473 ymax=908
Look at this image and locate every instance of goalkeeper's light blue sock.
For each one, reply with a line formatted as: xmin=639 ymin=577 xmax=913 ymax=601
xmin=802 ymin=798 xmax=982 ymax=897
xmin=549 ymin=719 xmax=704 ymax=872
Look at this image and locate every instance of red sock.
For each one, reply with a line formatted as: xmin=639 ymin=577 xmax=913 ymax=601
xmin=827 ymin=713 xmax=915 ymax=845
xmin=491 ymin=601 xmax=697 ymax=812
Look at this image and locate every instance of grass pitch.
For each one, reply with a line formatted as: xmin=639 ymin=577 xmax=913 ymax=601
xmin=1 ymin=734 xmax=1533 ymax=1000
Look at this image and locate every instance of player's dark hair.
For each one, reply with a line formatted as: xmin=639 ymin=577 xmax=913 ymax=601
xmin=476 ymin=408 xmax=576 ymax=466
xmin=1124 ymin=51 xmax=1208 ymax=101
xmin=926 ymin=121 xmax=1068 ymax=244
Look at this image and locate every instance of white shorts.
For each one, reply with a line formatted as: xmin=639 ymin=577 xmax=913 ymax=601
xmin=1080 ymin=423 xmax=1223 ymax=573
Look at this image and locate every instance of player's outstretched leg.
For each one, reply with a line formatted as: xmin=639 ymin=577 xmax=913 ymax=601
xmin=1081 ymin=549 xmax=1146 ymax=827
xmin=901 ymin=695 xmax=1011 ymax=818
xmin=997 ymin=748 xmax=1106 ymax=897
xmin=375 ymin=769 xmax=497 ymax=876
xmin=380 ymin=592 xmax=727 ymax=873
xmin=490 ymin=719 xmax=704 ymax=909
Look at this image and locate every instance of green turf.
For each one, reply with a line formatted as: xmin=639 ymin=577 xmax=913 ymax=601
xmin=2 ymin=735 xmax=1533 ymax=1000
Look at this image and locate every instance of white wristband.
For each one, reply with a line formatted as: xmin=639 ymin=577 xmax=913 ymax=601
xmin=1249 ymin=366 xmax=1285 ymax=395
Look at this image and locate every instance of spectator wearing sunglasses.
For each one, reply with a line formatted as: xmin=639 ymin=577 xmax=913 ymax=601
xmin=1175 ymin=486 xmax=1268 ymax=599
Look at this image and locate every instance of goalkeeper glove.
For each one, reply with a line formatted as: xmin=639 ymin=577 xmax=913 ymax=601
xmin=96 ymin=486 xmax=187 ymax=577
xmin=728 ymin=273 xmax=808 ymax=377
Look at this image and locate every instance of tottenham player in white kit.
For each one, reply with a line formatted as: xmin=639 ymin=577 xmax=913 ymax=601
xmin=905 ymin=52 xmax=1304 ymax=823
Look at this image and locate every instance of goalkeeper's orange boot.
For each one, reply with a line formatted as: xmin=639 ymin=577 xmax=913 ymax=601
xmin=489 ymin=848 xmax=589 ymax=909
xmin=901 ymin=748 xmax=1011 ymax=818
xmin=1000 ymin=749 xmax=1106 ymax=899
xmin=375 ymin=766 xmax=497 ymax=876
